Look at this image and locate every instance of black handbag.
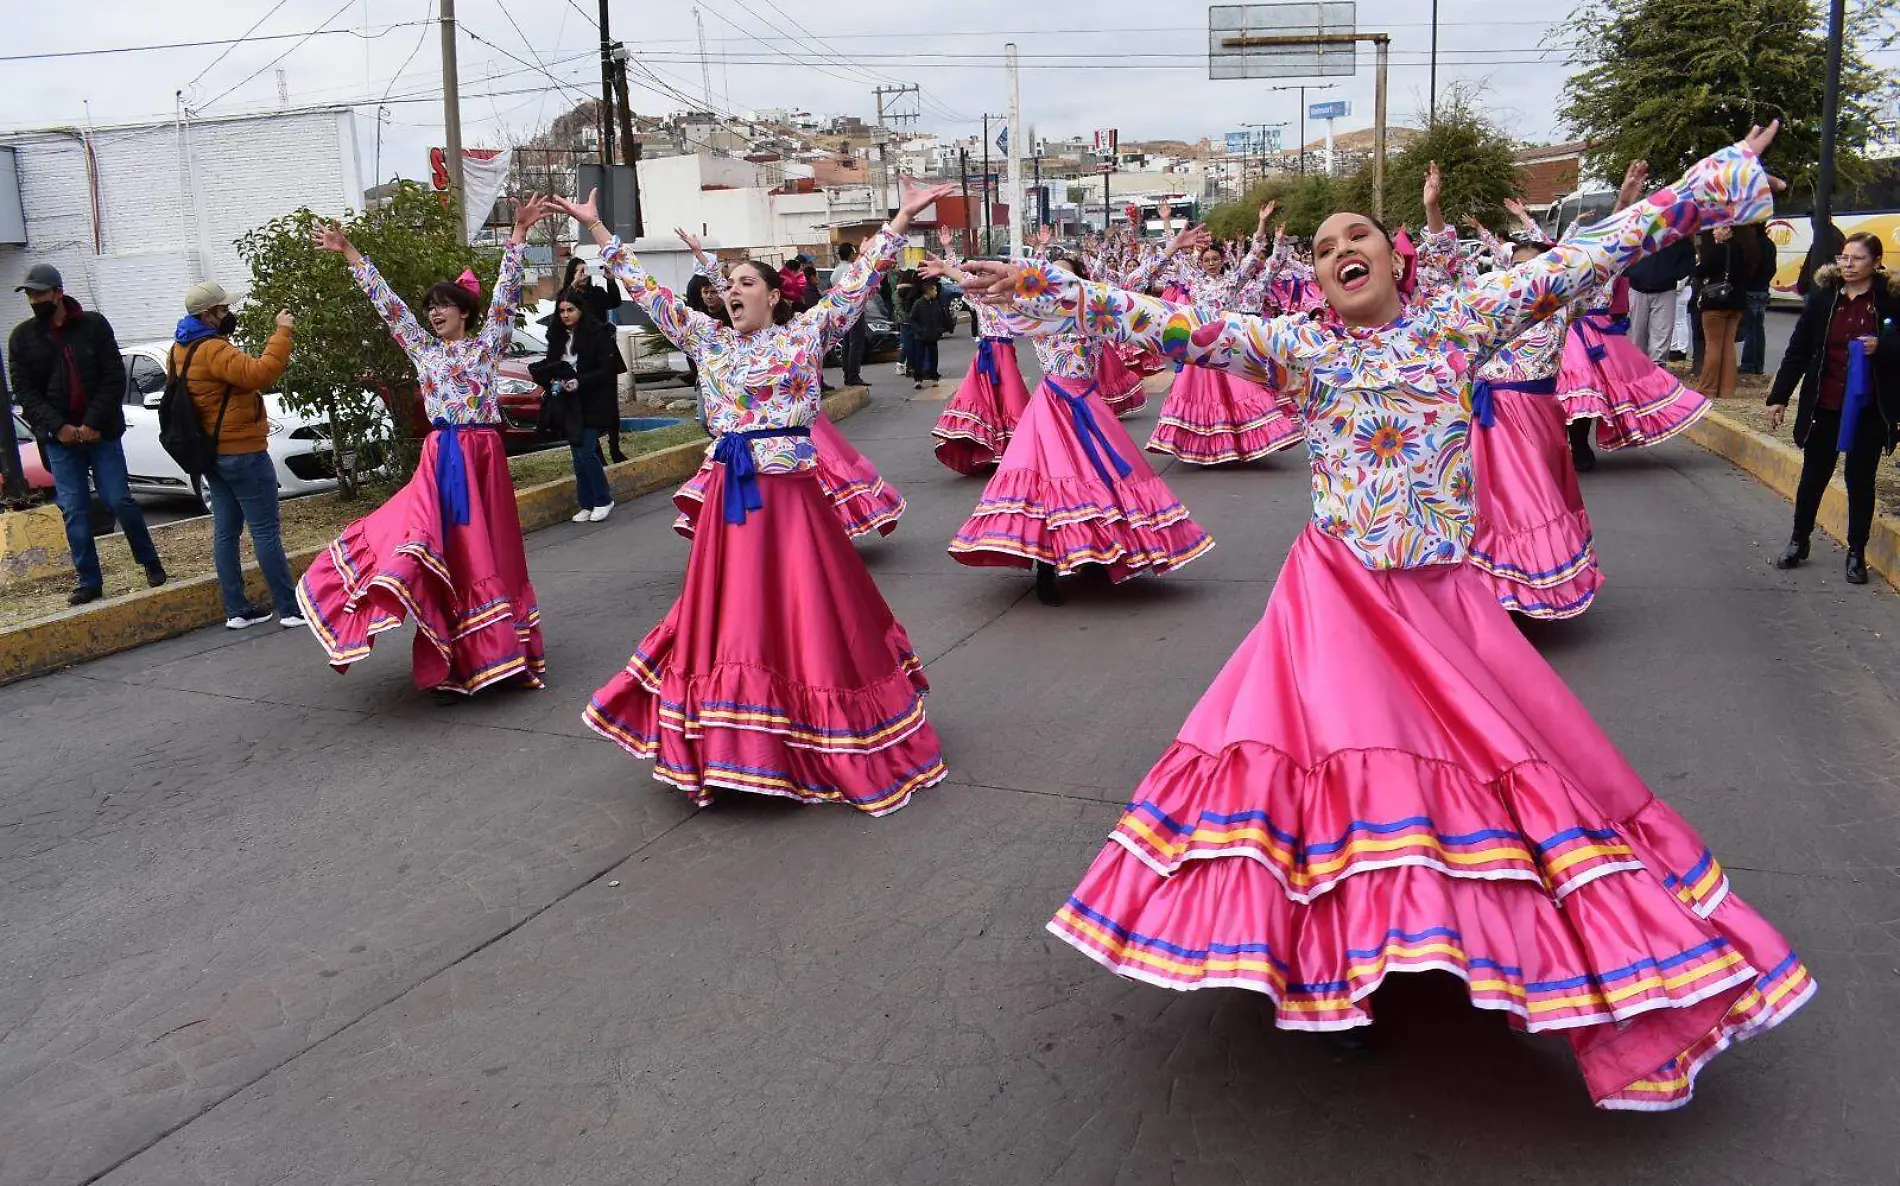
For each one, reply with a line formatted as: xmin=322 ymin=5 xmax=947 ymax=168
xmin=1700 ymin=243 xmax=1746 ymax=311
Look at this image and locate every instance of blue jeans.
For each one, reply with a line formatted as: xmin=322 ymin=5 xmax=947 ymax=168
xmin=1740 ymin=290 xmax=1771 ymax=374
xmin=45 ymin=436 xmax=158 ymax=590
xmin=913 ymin=339 xmax=940 ymax=380
xmin=898 ymin=324 xmax=916 ymax=375
xmin=204 ymin=450 xmax=297 ymax=618
xmin=571 ymin=427 xmax=612 ymax=509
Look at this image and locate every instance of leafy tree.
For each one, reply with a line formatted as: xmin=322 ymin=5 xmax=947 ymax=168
xmin=1341 ymin=86 xmax=1523 ymax=232
xmin=1204 ymin=174 xmax=1352 ymax=240
xmin=1557 ymin=0 xmax=1899 ymax=194
xmin=235 ymin=183 xmax=498 ymax=497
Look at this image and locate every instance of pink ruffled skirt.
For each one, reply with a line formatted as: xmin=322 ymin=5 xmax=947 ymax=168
xmin=1147 ymin=364 xmax=1303 ymax=465
xmin=1469 ymin=384 xmax=1601 ymax=619
xmin=674 ymin=413 xmax=905 ymax=539
xmin=1557 ymin=314 xmax=1710 ymax=450
xmin=933 ymin=338 xmax=1033 ymax=475
xmin=587 ymin=464 xmax=945 ymax=814
xmin=1097 ymin=345 xmax=1148 ymax=418
xmin=296 ymin=427 xmax=544 ymax=694
xmin=949 ymin=376 xmax=1214 ymax=581
xmin=1050 ymin=525 xmax=1813 ymax=1110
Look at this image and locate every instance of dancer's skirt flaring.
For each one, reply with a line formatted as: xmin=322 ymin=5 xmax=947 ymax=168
xmin=1146 ymin=364 xmax=1304 ymax=465
xmin=1469 ymin=385 xmax=1601 ymax=619
xmin=1556 ymin=313 xmax=1709 ymax=450
xmin=1049 ymin=525 xmax=1813 ymax=1111
xmin=674 ymin=412 xmax=904 ymax=538
xmin=933 ymin=338 xmax=1033 ymax=475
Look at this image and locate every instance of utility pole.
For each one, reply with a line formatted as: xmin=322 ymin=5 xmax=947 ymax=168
xmin=1268 ymin=83 xmax=1335 ymax=179
xmin=597 ymin=0 xmax=615 ymax=165
xmin=439 ymin=0 xmax=462 ymax=203
xmin=1371 ymin=34 xmax=1389 ymax=221
xmin=959 ymin=147 xmax=972 ymax=254
xmin=981 ymin=114 xmax=995 ymax=252
xmin=1814 ymin=0 xmax=1847 ymax=279
xmin=1429 ymin=0 xmax=1439 ymax=125
xmin=1241 ymin=122 xmax=1285 ymax=193
xmin=609 ymin=46 xmax=645 ymax=236
xmin=1006 ymin=44 xmax=1023 ymax=262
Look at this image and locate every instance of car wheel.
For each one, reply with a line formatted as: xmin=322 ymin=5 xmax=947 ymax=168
xmin=193 ymin=476 xmax=213 ymax=512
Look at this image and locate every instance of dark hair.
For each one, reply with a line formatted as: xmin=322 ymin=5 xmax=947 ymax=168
xmin=564 ymin=257 xmax=588 ymax=286
xmin=731 ymin=260 xmax=795 ymax=325
xmin=1054 ymin=255 xmax=1091 ymax=281
xmin=421 ymin=282 xmax=480 ymax=333
xmin=1844 ymin=231 xmax=1884 ymax=264
xmin=543 ymin=285 xmax=600 ymax=356
xmin=837 ymin=241 xmax=858 ymax=262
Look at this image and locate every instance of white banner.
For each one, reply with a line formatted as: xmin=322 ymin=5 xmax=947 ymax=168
xmin=460 ymin=148 xmax=513 ymax=244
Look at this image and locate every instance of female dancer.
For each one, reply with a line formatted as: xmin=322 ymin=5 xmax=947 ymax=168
xmin=1552 ymin=167 xmax=1713 ymax=470
xmin=575 ymin=185 xmax=951 ymax=815
xmin=963 ymin=125 xmax=1812 ymax=1110
xmin=1134 ymin=206 xmax=1304 ymax=465
xmin=946 ymin=254 xmax=1214 ymax=606
xmin=929 ymin=229 xmax=1033 ymax=475
xmin=296 ymin=197 xmax=553 ymax=701
xmin=531 ymin=289 xmax=627 ymax=524
xmin=676 ymin=231 xmax=905 ymax=538
xmin=1091 ymin=225 xmax=1150 ymax=417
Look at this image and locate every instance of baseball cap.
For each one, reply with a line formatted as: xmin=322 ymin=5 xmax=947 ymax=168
xmin=184 ymin=280 xmax=232 ymax=316
xmin=15 ymin=263 xmax=62 ymax=293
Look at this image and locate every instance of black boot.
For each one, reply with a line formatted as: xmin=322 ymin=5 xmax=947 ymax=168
xmin=1846 ymin=550 xmax=1869 ymax=585
xmin=1568 ymin=419 xmax=1597 ymax=472
xmin=1323 ymin=1028 xmax=1373 ymax=1057
xmin=1034 ymin=562 xmax=1064 ymax=606
xmin=1773 ymin=536 xmax=1809 ymax=570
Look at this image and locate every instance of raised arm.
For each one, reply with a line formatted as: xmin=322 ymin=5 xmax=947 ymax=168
xmin=1435 ymin=128 xmax=1781 ymax=355
xmin=316 ymin=222 xmax=432 ymax=359
xmin=804 ymin=182 xmax=957 ymax=345
xmin=1503 ymin=198 xmax=1543 ymax=242
xmin=560 ymin=190 xmax=716 ymax=357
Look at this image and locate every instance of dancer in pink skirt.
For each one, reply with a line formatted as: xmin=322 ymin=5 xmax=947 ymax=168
xmin=963 ymin=126 xmax=1812 ymax=1110
xmin=949 ymin=254 xmax=1214 ymax=606
xmin=1469 ymin=238 xmax=1602 ymax=619
xmin=1132 ymin=206 xmax=1304 ymax=466
xmin=296 ymin=197 xmax=556 ymax=701
xmin=572 ymin=184 xmax=950 ymax=814
xmin=928 ymin=232 xmax=1033 ymax=475
xmin=678 ymin=238 xmax=906 ymax=537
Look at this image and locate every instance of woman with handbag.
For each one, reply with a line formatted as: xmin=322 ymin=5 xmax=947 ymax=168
xmin=531 ymin=290 xmax=627 ymax=523
xmin=1697 ymin=225 xmax=1756 ymax=399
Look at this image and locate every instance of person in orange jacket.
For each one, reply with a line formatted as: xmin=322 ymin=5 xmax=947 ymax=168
xmin=171 ymin=280 xmax=303 ymax=629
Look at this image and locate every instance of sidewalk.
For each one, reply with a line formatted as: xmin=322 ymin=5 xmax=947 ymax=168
xmin=2 ymin=359 xmax=1897 ymax=1184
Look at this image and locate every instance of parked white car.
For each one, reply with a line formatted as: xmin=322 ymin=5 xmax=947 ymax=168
xmin=118 ymin=341 xmax=338 ymax=504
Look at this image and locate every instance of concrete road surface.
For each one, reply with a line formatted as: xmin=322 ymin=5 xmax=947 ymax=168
xmin=3 ymin=334 xmax=1896 ymax=1185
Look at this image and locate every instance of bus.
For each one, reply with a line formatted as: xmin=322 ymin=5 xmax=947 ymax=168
xmin=1765 ymin=158 xmax=1900 ymax=306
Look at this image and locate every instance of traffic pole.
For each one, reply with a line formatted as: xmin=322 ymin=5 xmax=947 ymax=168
xmin=439 ymin=0 xmax=462 ymax=205
xmin=1813 ymin=0 xmax=1847 ymax=278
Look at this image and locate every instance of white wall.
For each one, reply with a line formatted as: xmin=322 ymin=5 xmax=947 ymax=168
xmin=0 ymin=108 xmax=361 ymax=345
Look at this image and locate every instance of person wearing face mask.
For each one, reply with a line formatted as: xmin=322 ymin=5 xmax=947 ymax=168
xmin=962 ymin=124 xmax=1812 ymax=1110
xmin=1766 ymin=231 xmax=1900 ymax=584
xmin=170 ymin=280 xmax=302 ymax=629
xmin=294 ymin=196 xmax=557 ymax=702
xmin=8 ymin=264 xmax=167 ymax=605
xmin=564 ymin=182 xmax=952 ymax=816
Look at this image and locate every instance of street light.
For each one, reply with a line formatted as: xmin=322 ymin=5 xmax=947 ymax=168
xmin=1268 ymin=83 xmax=1338 ymax=177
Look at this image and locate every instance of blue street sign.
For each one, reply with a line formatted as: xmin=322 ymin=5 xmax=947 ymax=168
xmin=996 ymin=125 xmax=1009 ymax=152
xmin=1309 ymin=100 xmax=1350 ymax=120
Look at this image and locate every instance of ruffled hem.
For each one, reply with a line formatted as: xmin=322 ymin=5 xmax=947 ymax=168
xmin=296 ymin=531 xmax=547 ymax=694
xmin=949 ymin=470 xmax=1214 ymax=581
xmin=932 ymin=407 xmax=1011 ymax=475
xmin=672 ymin=459 xmax=906 ymax=539
xmin=1146 ymin=413 xmax=1303 ymax=465
xmin=1559 ymin=379 xmax=1711 ymax=451
xmin=1469 ymin=511 xmax=1601 ymax=620
xmin=583 ymin=643 xmax=944 ymax=816
xmin=1048 ymin=739 xmax=1814 ymax=1108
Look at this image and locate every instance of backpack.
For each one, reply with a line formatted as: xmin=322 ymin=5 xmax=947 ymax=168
xmin=158 ymin=339 xmax=233 ymax=477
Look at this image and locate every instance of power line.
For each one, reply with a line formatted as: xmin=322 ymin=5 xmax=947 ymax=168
xmin=0 ymin=19 xmax=434 ymax=63
xmin=196 ymin=0 xmax=360 ymax=112
xmin=187 ymin=0 xmax=294 ymax=90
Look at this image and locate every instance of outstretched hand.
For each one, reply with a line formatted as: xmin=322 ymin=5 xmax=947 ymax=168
xmin=937 ymin=227 xmax=955 ymax=250
xmin=959 ymin=259 xmax=1023 ymax=301
xmin=673 ymin=227 xmax=707 ymax=260
xmin=1746 ymin=119 xmax=1780 ymax=159
xmin=1037 ymin=224 xmax=1054 ymax=247
xmin=919 ymin=255 xmax=957 ymax=280
xmin=1503 ymin=197 xmax=1529 ymax=218
xmin=899 ymin=182 xmax=958 ymax=219
xmin=512 ymin=194 xmax=556 ymax=236
xmin=1422 ymin=160 xmax=1443 ymax=210
xmin=312 ymin=222 xmax=351 ymax=253
xmin=552 ymin=188 xmax=600 ymax=226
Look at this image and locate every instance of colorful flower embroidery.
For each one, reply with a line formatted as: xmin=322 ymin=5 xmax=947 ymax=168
xmin=1354 ymin=418 xmax=1419 ymax=466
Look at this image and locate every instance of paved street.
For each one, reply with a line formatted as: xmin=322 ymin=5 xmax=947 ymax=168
xmin=4 ymin=332 xmax=1898 ymax=1185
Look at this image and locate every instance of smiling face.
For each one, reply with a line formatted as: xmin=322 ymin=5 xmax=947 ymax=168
xmin=727 ymin=262 xmax=782 ymax=333
xmin=426 ymin=303 xmax=467 ymax=339
xmin=1198 ymin=247 xmax=1225 ymax=275
xmin=1313 ymin=212 xmax=1405 ymax=327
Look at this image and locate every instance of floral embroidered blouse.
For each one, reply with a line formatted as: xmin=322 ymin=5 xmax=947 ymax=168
xmin=351 ymin=244 xmax=525 ymax=425
xmin=996 ymin=143 xmax=1769 ymax=570
xmin=1122 ymin=245 xmax=1267 ymax=311
xmin=601 ymin=226 xmax=901 ymax=472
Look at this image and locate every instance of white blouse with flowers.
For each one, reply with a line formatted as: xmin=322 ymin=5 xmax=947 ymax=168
xmin=600 ymin=226 xmax=901 ymax=473
xmin=995 ymin=143 xmax=1770 ymax=570
xmin=351 ymin=243 xmax=525 ymax=425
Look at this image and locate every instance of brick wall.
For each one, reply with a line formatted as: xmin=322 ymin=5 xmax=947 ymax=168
xmin=0 ymin=108 xmax=361 ymax=345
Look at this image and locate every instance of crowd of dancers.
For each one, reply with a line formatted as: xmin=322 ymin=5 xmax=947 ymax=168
xmin=288 ymin=125 xmax=1817 ymax=1112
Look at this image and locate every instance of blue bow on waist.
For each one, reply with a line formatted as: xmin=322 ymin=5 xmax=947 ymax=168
xmin=1470 ymin=376 xmax=1558 ymax=429
xmin=1052 ymin=381 xmax=1133 ymax=486
xmin=1839 ymin=338 xmax=1873 ymax=451
xmin=975 ymin=337 xmax=1002 ymax=386
xmin=431 ymin=420 xmax=499 ymax=529
xmin=711 ymin=425 xmax=814 ymax=525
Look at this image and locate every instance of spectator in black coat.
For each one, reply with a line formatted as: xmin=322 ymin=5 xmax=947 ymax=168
xmin=531 ymin=289 xmax=627 ymax=523
xmin=563 ymin=256 xmax=623 ymax=325
xmin=1741 ymin=222 xmax=1780 ymax=375
xmin=906 ymin=277 xmax=953 ymax=389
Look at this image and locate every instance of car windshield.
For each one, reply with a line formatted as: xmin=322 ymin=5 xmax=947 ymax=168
xmin=508 ymin=321 xmax=548 ymax=357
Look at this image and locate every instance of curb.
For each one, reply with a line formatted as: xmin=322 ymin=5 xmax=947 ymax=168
xmin=0 ymin=386 xmax=873 ymax=686
xmin=1684 ymin=405 xmax=1900 ymax=590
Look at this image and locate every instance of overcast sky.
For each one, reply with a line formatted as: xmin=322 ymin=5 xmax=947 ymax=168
xmin=0 ymin=0 xmax=1855 ymax=193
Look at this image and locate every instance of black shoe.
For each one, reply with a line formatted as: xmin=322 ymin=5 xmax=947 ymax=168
xmin=144 ymin=561 xmax=168 ymax=588
xmin=1034 ymin=561 xmax=1064 ymax=606
xmin=1846 ymin=551 xmax=1869 ymax=585
xmin=610 ymin=450 xmax=629 ymax=464
xmin=68 ymin=585 xmax=103 ymax=606
xmin=1667 ymin=350 xmax=1687 ymax=362
xmin=1571 ymin=446 xmax=1596 ymax=473
xmin=431 ymin=688 xmax=466 ymax=707
xmin=1774 ymin=538 xmax=1809 ymax=569
xmin=843 ymin=375 xmax=864 ymax=387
